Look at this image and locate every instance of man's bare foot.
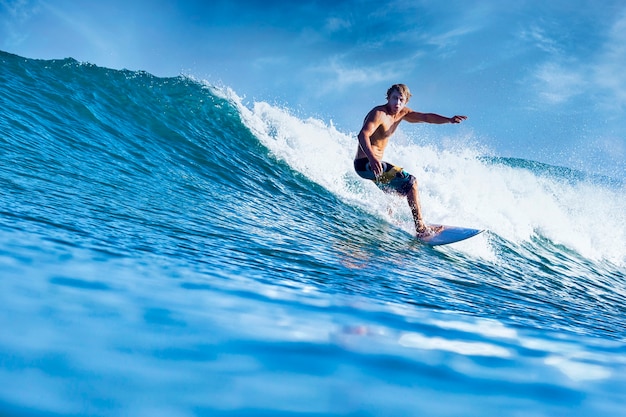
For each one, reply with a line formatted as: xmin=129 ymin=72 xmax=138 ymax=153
xmin=416 ymin=224 xmax=444 ymax=239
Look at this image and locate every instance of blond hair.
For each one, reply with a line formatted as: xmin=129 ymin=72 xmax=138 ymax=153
xmin=386 ymin=84 xmax=412 ymax=103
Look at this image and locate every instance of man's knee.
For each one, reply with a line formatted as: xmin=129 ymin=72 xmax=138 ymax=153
xmin=399 ymin=175 xmax=417 ymax=196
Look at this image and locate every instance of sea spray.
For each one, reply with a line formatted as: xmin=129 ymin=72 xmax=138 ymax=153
xmin=233 ymin=96 xmax=625 ymax=265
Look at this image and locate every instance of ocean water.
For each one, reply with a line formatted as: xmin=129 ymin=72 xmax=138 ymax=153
xmin=1 ymin=50 xmax=625 ymax=416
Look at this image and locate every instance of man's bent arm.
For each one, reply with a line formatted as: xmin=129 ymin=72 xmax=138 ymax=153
xmin=357 ymin=116 xmax=384 ymax=177
xmin=357 ymin=131 xmax=375 ymax=159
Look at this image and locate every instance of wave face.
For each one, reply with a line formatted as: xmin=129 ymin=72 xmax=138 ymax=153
xmin=1 ymin=51 xmax=625 ymax=416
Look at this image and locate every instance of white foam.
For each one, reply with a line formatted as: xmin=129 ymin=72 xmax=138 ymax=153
xmin=228 ymin=94 xmax=625 ymax=266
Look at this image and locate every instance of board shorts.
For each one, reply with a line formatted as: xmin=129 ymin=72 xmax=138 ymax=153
xmin=354 ymin=158 xmax=416 ymax=196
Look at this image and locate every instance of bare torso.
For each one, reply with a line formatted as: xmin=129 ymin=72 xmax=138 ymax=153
xmin=355 ymin=105 xmax=409 ymax=160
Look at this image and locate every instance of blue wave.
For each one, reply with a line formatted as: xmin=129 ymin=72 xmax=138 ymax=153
xmin=481 ymin=156 xmax=623 ymax=188
xmin=1 ymin=51 xmax=625 ymax=417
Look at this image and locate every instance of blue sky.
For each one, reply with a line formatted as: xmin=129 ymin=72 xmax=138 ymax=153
xmin=1 ymin=0 xmax=625 ymax=179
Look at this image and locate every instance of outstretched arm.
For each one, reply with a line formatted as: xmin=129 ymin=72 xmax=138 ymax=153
xmin=403 ymin=110 xmax=467 ymax=124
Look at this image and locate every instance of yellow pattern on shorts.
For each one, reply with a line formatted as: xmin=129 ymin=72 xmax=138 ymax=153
xmin=376 ymin=165 xmax=403 ymax=184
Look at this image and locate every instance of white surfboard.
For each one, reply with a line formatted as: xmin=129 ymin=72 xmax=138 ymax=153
xmin=418 ymin=224 xmax=484 ymax=246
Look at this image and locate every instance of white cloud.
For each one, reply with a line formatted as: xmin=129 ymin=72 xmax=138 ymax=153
xmin=0 ymin=0 xmax=39 ymax=21
xmin=592 ymin=9 xmax=626 ymax=109
xmin=324 ymin=16 xmax=352 ymax=34
xmin=324 ymin=61 xmax=394 ymax=90
xmin=424 ymin=24 xmax=479 ymax=50
xmin=520 ymin=24 xmax=561 ymax=54
xmin=529 ymin=7 xmax=626 ymax=110
xmin=534 ymin=61 xmax=586 ymax=104
xmin=308 ymin=54 xmax=414 ymax=96
xmin=0 ymin=0 xmax=41 ymax=47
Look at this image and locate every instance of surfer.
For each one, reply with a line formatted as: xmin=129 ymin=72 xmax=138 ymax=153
xmin=354 ymin=83 xmax=467 ymax=238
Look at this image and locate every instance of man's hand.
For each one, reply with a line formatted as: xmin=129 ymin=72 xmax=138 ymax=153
xmin=369 ymin=157 xmax=383 ymax=178
xmin=449 ymin=115 xmax=467 ymax=124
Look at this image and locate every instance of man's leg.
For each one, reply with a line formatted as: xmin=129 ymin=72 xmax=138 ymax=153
xmin=406 ymin=181 xmax=442 ymax=237
xmin=407 ymin=182 xmax=426 ymax=233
